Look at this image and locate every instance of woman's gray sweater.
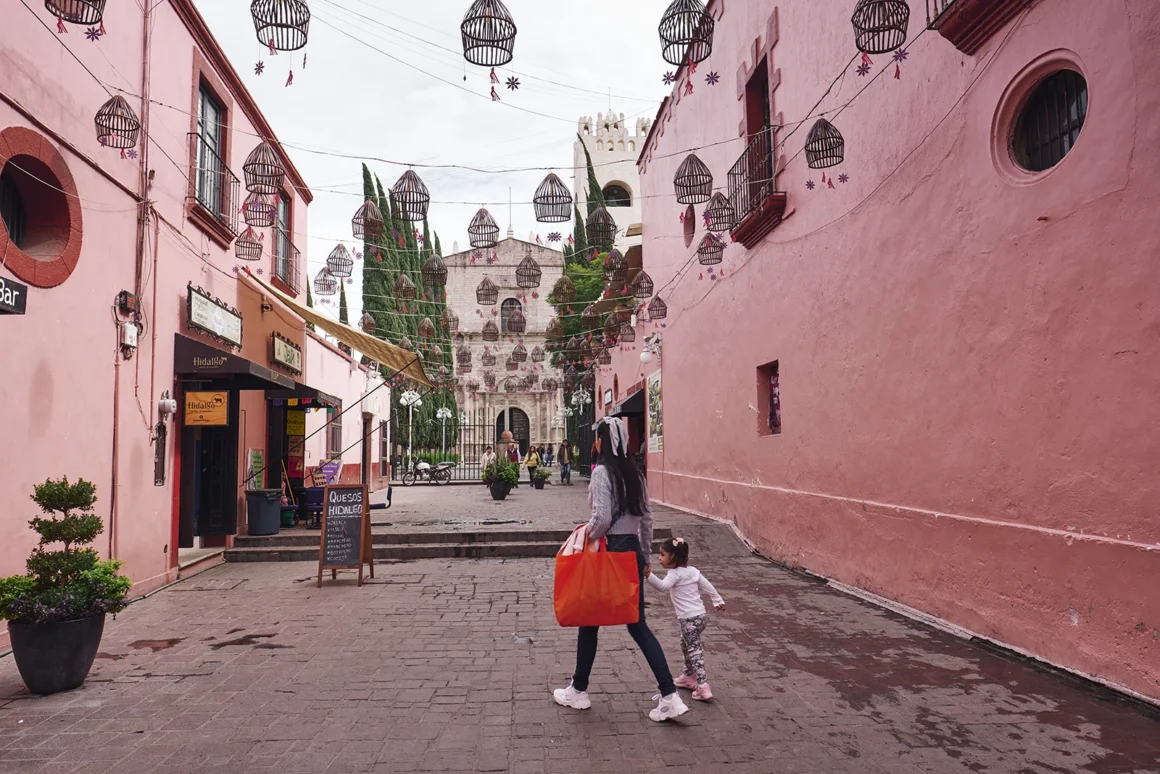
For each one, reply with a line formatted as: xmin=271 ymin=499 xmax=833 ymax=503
xmin=584 ymin=465 xmax=654 ymax=554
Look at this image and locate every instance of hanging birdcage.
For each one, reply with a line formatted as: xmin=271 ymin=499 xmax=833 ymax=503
xmin=591 ymin=336 xmax=606 ymax=355
xmin=648 ymin=296 xmax=668 ymax=321
xmin=394 ymin=272 xmax=416 ymax=300
xmin=532 ymin=173 xmax=572 ymax=222
xmin=429 ymin=343 xmax=444 ymax=359
xmin=632 ymin=270 xmax=655 ymax=299
xmin=506 ymin=357 xmax=519 ymax=371
xmin=615 ymin=304 xmax=634 ymax=324
xmin=674 ymin=154 xmax=713 ymax=204
xmin=476 ymin=276 xmax=499 ymax=305
xmin=852 ymin=0 xmax=910 ymax=55
xmin=242 ymin=142 xmax=285 ymax=195
xmin=531 ymin=345 xmax=545 ymax=363
xmin=586 ymin=206 xmax=617 ymax=249
xmin=619 ymin=323 xmax=636 ymax=343
xmin=582 ymin=371 xmax=595 ymax=388
xmin=47 ymin=0 xmax=106 ymax=25
xmin=604 ymin=314 xmax=620 ymax=340
xmin=442 ymin=308 xmax=460 ymax=332
xmin=580 ymin=339 xmax=593 ymax=360
xmin=454 ymin=332 xmax=466 ymax=347
xmin=504 ymin=377 xmax=518 ymax=393
xmin=422 ymin=253 xmax=448 ymax=288
xmin=516 ymin=252 xmax=542 ymax=289
xmin=526 ymin=372 xmax=539 ymax=387
xmin=658 ymin=0 xmax=714 ymax=67
xmin=566 ymin=337 xmax=582 ymax=357
xmin=352 ymin=199 xmax=384 ymax=240
xmin=461 ymin=0 xmax=517 ymax=67
xmin=483 ymin=370 xmax=497 ymax=388
xmin=468 ymin=208 xmax=500 ymax=249
xmin=358 ymin=312 xmax=377 ymax=335
xmin=546 ymin=318 xmax=563 ymax=339
xmin=697 ymin=233 xmax=724 ymax=265
xmin=603 ymin=248 xmax=627 ymax=284
xmin=805 ymin=119 xmax=845 ymax=169
xmin=391 ymin=170 xmax=430 ymax=222
xmin=437 ymin=365 xmax=451 ymax=384
xmin=482 ymin=350 xmax=497 ymax=368
xmin=465 ymin=379 xmax=479 ymax=392
xmin=314 ymin=268 xmax=337 ymax=296
xmin=598 ymin=349 xmax=612 ymax=365
xmin=507 ymin=308 xmax=526 ymax=334
xmin=703 ymin=192 xmax=735 ymax=233
xmin=235 ymin=228 xmax=262 ymax=261
xmin=551 ymin=276 xmax=576 ymax=303
xmin=244 ymin=192 xmax=276 ymax=227
xmin=251 ymin=0 xmax=310 ymax=51
xmin=564 ymin=365 xmax=578 ymax=386
xmin=482 ymin=320 xmax=500 ymax=342
xmin=418 ymin=317 xmax=436 ymax=339
xmin=326 ymin=244 xmax=354 ymax=278
xmin=94 ymin=96 xmax=140 ymax=149
xmin=456 ymin=346 xmax=472 ymax=365
xmin=396 ymin=337 xmax=413 ymax=352
xmin=581 ymin=304 xmax=600 ymax=331
xmin=459 ymin=363 xmax=474 ymax=376
xmin=542 ymin=378 xmax=556 ymax=391
xmin=512 ymin=344 xmax=528 ymax=363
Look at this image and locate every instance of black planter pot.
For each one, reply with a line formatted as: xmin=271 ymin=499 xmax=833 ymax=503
xmin=533 ymin=479 xmax=545 ymax=490
xmin=490 ymin=482 xmax=511 ymax=501
xmin=8 ymin=614 xmax=106 ymax=695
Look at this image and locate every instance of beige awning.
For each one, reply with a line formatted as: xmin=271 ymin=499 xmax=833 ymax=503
xmin=243 ymin=272 xmax=431 ymax=387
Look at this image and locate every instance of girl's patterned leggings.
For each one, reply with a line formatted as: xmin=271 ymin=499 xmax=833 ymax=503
xmin=679 ymin=615 xmax=708 ymax=684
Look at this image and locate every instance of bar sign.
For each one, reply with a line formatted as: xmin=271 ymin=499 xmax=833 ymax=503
xmin=0 ymin=275 xmax=28 ymax=315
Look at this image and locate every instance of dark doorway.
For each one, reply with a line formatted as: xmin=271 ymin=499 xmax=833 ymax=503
xmin=496 ymin=408 xmax=531 ymax=455
xmin=361 ymin=414 xmax=372 ymax=486
xmin=179 ymin=424 xmax=238 ymax=547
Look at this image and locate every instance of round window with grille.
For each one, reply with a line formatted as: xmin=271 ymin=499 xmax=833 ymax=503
xmin=1012 ymin=70 xmax=1088 ymax=173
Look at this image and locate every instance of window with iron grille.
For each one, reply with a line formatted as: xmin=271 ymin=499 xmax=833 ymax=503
xmin=500 ymin=298 xmax=522 ymax=333
xmin=274 ymin=192 xmax=297 ymax=291
xmin=326 ymin=407 xmax=343 ymax=460
xmin=0 ymin=167 xmax=26 ymax=248
xmin=1012 ymin=70 xmax=1088 ymax=173
xmin=195 ymin=86 xmax=225 ymax=215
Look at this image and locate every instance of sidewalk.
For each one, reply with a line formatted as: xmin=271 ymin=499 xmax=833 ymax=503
xmin=1 ymin=489 xmax=1157 ymax=773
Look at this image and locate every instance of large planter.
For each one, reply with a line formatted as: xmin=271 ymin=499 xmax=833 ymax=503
xmin=8 ymin=614 xmax=106 ymax=695
xmin=533 ymin=478 xmax=545 ymax=490
xmin=490 ymin=482 xmax=511 ymax=501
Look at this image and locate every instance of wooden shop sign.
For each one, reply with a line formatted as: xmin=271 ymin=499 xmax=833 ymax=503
xmin=317 ymin=484 xmax=374 ymax=587
xmin=185 ymin=391 xmax=229 ymax=426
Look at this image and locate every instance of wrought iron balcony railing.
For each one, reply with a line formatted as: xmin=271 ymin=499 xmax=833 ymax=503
xmin=273 ymin=226 xmax=301 ymax=294
xmin=926 ymin=0 xmax=957 ymax=25
xmin=727 ymin=125 xmax=788 ymax=248
xmin=188 ymin=132 xmax=240 ymax=237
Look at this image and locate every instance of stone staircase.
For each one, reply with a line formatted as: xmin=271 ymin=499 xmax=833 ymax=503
xmin=225 ymin=527 xmax=674 ymax=563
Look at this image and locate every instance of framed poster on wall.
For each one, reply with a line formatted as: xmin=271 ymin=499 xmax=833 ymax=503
xmin=647 ymin=371 xmax=663 ymax=453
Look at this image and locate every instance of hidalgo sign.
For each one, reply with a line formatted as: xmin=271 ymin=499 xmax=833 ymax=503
xmin=0 ymin=275 xmax=28 ymax=315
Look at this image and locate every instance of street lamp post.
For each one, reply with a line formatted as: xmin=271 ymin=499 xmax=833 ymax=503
xmin=400 ymin=390 xmax=422 ymax=471
xmin=437 ymin=407 xmax=453 ymax=457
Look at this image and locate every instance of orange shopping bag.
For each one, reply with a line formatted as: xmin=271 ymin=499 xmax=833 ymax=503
xmin=554 ymin=527 xmax=640 ymax=627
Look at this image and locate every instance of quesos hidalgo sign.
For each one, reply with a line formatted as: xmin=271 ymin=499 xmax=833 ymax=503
xmin=0 ymin=275 xmax=28 ymax=315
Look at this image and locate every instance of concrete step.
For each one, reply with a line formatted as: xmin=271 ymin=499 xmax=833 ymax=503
xmin=233 ymin=528 xmax=673 ymax=549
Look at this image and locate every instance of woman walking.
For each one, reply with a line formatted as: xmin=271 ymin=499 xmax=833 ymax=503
xmin=553 ymin=418 xmax=688 ymax=722
xmin=524 ymin=445 xmax=541 ymax=485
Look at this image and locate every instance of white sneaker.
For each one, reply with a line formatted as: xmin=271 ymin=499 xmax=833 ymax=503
xmin=648 ymin=692 xmax=689 ymax=722
xmin=553 ymin=683 xmax=591 ymax=710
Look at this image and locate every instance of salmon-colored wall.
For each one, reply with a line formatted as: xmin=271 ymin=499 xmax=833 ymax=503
xmin=615 ymin=0 xmax=1160 ymax=700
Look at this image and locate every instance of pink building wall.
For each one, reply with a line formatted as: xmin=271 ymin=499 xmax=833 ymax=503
xmin=0 ymin=0 xmax=344 ymax=651
xmin=618 ymin=0 xmax=1160 ymax=701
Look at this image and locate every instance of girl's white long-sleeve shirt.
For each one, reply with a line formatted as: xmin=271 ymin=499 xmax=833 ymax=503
xmin=646 ymin=566 xmax=724 ymax=619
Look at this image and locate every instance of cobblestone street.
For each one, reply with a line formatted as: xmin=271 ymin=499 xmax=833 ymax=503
xmin=2 ymin=485 xmax=1157 ymax=773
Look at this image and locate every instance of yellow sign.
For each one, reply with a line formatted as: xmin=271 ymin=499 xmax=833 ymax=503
xmin=186 ymin=391 xmax=229 ymax=426
xmin=286 ymin=410 xmax=306 ymax=435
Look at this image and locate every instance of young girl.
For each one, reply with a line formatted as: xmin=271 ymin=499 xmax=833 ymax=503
xmin=646 ymin=537 xmax=725 ymax=701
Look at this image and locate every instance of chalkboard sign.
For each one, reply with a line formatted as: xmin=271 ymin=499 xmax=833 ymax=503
xmin=317 ymin=484 xmax=374 ymax=586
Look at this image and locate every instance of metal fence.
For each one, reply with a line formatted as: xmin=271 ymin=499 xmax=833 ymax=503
xmin=188 ymin=132 xmax=240 ymax=236
xmin=274 ymin=226 xmax=301 ymax=293
xmin=727 ymin=125 xmax=778 ymax=224
xmin=926 ymin=0 xmax=957 ymax=25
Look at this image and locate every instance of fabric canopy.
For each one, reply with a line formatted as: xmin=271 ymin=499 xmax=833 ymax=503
xmin=244 ymin=272 xmax=431 ymax=388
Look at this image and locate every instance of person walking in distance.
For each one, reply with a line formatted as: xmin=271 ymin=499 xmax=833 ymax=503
xmin=524 ymin=444 xmax=541 ymax=485
xmin=647 ymin=537 xmax=725 ymax=701
xmin=553 ymin=418 xmax=688 ymax=722
xmin=506 ymin=440 xmax=520 ymax=487
xmin=557 ymin=440 xmax=573 ymax=486
xmin=480 ymin=445 xmax=497 ymax=487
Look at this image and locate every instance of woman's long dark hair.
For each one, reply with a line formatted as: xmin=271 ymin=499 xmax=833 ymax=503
xmin=595 ymin=421 xmax=647 ymax=517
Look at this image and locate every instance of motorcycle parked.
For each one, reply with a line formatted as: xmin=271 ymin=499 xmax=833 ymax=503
xmin=401 ymin=460 xmax=455 ymax=486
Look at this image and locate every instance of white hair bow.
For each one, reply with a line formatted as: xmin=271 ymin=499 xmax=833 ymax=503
xmin=601 ymin=417 xmax=629 ymax=457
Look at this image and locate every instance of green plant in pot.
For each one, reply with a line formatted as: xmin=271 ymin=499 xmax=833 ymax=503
xmin=531 ymin=467 xmax=551 ymax=490
xmin=484 ymin=460 xmax=519 ymax=500
xmin=0 ymin=478 xmax=131 ymax=695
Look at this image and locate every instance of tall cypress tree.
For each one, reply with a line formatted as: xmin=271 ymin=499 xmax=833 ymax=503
xmin=305 ymin=280 xmax=316 ymax=332
xmin=579 ymin=134 xmax=605 ymax=216
xmin=570 ymin=204 xmax=588 ymax=265
xmin=338 ymin=284 xmax=351 ymax=354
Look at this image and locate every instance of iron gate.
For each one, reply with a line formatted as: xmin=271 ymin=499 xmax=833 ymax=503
xmin=389 ymin=419 xmax=500 ymax=483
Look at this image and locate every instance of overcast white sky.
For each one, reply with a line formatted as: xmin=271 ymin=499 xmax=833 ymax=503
xmin=194 ymin=0 xmax=673 ymax=319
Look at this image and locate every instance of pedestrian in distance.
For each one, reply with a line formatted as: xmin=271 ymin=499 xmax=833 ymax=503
xmin=481 ymin=445 xmax=497 ymax=487
xmin=524 ymin=445 xmax=541 ymax=485
xmin=554 ymin=417 xmax=688 ymax=722
xmin=646 ymin=537 xmax=725 ymax=701
xmin=544 ymin=444 xmax=553 ymax=467
xmin=558 ymin=440 xmax=572 ymax=485
xmin=507 ymin=441 xmax=520 ymax=487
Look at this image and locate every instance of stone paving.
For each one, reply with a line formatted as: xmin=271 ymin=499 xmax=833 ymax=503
xmin=2 ymin=484 xmax=1158 ymax=773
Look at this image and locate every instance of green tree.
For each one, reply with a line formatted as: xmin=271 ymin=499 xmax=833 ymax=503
xmin=579 ymin=133 xmax=605 ymax=216
xmin=570 ymin=204 xmax=589 ymax=264
xmin=305 ymin=279 xmax=315 ymax=332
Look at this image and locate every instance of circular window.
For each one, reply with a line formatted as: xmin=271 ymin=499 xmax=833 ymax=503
xmin=1012 ymin=70 xmax=1088 ymax=172
xmin=0 ymin=127 xmax=82 ymax=287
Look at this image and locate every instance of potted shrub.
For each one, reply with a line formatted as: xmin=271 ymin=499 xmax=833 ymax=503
xmin=0 ymin=478 xmax=131 ymax=695
xmin=531 ymin=467 xmax=551 ymax=490
xmin=483 ymin=460 xmax=519 ymax=501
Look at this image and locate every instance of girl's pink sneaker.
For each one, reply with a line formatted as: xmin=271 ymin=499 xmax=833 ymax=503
xmin=674 ymin=674 xmax=697 ymax=690
xmin=692 ymin=683 xmax=713 ymax=701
